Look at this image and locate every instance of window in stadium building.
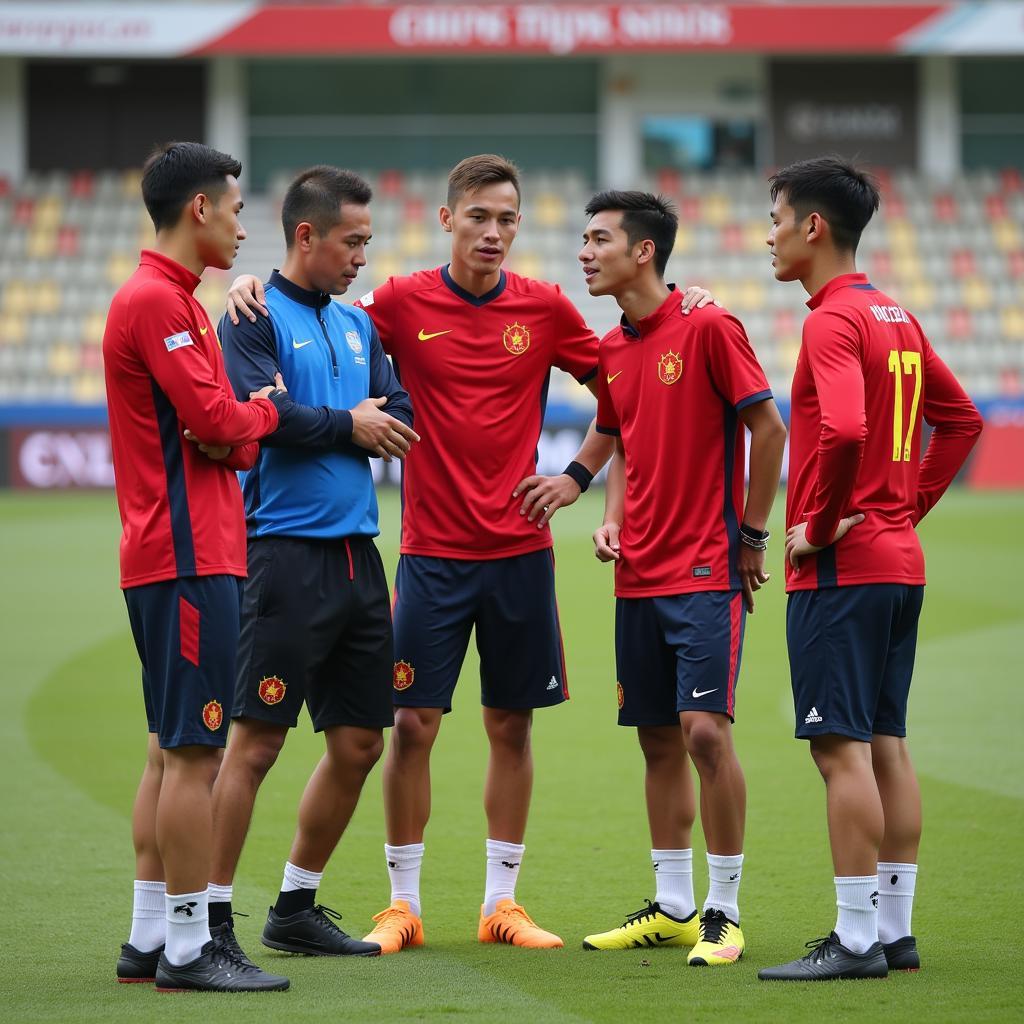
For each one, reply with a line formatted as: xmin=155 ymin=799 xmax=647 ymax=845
xmin=641 ymin=117 xmax=756 ymax=173
xmin=960 ymin=58 xmax=1024 ymax=171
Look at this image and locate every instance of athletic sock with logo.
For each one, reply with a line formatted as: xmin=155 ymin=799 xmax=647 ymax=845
xmin=876 ymin=862 xmax=917 ymax=944
xmin=484 ymin=839 xmax=525 ymax=915
xmin=704 ymin=853 xmax=743 ymax=923
xmin=651 ymin=848 xmax=695 ymax=919
xmin=273 ymin=861 xmax=321 ymax=917
xmin=386 ymin=843 xmax=424 ymax=917
xmin=164 ymin=889 xmax=210 ymax=966
xmin=207 ymin=882 xmax=233 ymax=928
xmin=128 ymin=879 xmax=166 ymax=952
xmin=834 ymin=875 xmax=880 ymax=954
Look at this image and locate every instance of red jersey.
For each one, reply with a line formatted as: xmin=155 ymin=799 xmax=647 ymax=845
xmin=786 ymin=273 xmax=983 ymax=591
xmin=103 ymin=250 xmax=280 ymax=588
xmin=596 ymin=289 xmax=773 ymax=598
xmin=357 ymin=266 xmax=597 ymax=559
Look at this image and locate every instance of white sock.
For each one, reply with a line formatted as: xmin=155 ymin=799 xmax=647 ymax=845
xmin=164 ymin=889 xmax=210 ymax=966
xmin=834 ymin=875 xmax=879 ymax=954
xmin=128 ymin=879 xmax=166 ymax=952
xmin=484 ymin=839 xmax=525 ymax=915
xmin=651 ymin=849 xmax=695 ymax=919
xmin=877 ymin=862 xmax=917 ymax=944
xmin=386 ymin=843 xmax=424 ymax=917
xmin=208 ymin=882 xmax=233 ymax=904
xmin=704 ymin=853 xmax=743 ymax=923
xmin=281 ymin=861 xmax=323 ymax=892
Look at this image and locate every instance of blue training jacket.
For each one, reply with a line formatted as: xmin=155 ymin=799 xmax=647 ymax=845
xmin=220 ymin=270 xmax=413 ymax=539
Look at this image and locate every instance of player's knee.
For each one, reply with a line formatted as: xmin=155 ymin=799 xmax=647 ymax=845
xmin=392 ymin=708 xmax=441 ymax=756
xmin=333 ymin=729 xmax=385 ymax=776
xmin=637 ymin=727 xmax=683 ymax=768
xmin=681 ymin=716 xmax=728 ymax=769
xmin=484 ymin=709 xmax=532 ymax=755
xmin=233 ymin=728 xmax=286 ymax=780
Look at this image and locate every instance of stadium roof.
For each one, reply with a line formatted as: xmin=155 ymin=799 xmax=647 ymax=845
xmin=0 ymin=2 xmax=1022 ymax=57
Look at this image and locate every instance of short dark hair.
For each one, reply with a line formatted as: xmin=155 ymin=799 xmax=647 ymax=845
xmin=769 ymin=156 xmax=880 ymax=254
xmin=584 ymin=190 xmax=678 ymax=277
xmin=281 ymin=166 xmax=373 ymax=248
xmin=447 ymin=154 xmax=521 ymax=210
xmin=141 ymin=141 xmax=242 ymax=232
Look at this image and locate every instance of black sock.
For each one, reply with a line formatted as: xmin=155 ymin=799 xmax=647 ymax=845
xmin=209 ymin=901 xmax=233 ymax=928
xmin=274 ymin=888 xmax=316 ymax=917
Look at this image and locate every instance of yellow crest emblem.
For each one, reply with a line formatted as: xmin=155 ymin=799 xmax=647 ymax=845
xmin=393 ymin=660 xmax=415 ymax=691
xmin=258 ymin=675 xmax=286 ymax=706
xmin=202 ymin=700 xmax=224 ymax=731
xmin=503 ymin=322 xmax=530 ymax=356
xmin=657 ymin=350 xmax=682 ymax=385
xmin=616 ymin=682 xmax=624 ymax=709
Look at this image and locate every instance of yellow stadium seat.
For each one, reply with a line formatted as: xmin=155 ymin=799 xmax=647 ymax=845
xmin=735 ymin=281 xmax=765 ymax=312
xmin=121 ymin=169 xmax=143 ymax=197
xmin=34 ymin=281 xmax=60 ymax=314
xmin=962 ymin=277 xmax=992 ymax=310
xmin=372 ymin=252 xmax=402 ymax=280
xmin=904 ymin=281 xmax=935 ymax=309
xmin=745 ymin=221 xmax=767 ymax=251
xmin=1000 ymin=307 xmax=1024 ymax=339
xmin=535 ymin=193 xmax=566 ymax=228
xmin=399 ymin=224 xmax=428 ymax=257
xmin=510 ymin=252 xmax=542 ymax=279
xmin=84 ymin=311 xmax=106 ymax=344
xmin=28 ymin=229 xmax=56 ymax=259
xmin=34 ymin=195 xmax=62 ymax=228
xmin=107 ymin=254 xmax=137 ymax=286
xmin=73 ymin=373 xmax=106 ymax=402
xmin=674 ymin=225 xmax=692 ymax=253
xmin=0 ymin=313 xmax=27 ymax=344
xmin=703 ymin=194 xmax=731 ymax=227
xmin=993 ymin=220 xmax=1020 ymax=252
xmin=2 ymin=281 xmax=31 ymax=315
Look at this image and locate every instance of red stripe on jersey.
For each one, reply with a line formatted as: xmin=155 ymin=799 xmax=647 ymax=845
xmin=726 ymin=592 xmax=742 ymax=718
xmin=179 ymin=596 xmax=200 ymax=667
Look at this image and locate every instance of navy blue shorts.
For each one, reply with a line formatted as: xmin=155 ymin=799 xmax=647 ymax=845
xmin=615 ymin=591 xmax=746 ymax=727
xmin=233 ymin=536 xmax=394 ymax=732
xmin=124 ymin=574 xmax=242 ymax=749
xmin=391 ymin=550 xmax=568 ymax=712
xmin=787 ymin=584 xmax=924 ymax=742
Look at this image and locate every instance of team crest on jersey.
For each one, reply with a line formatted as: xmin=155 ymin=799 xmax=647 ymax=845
xmin=616 ymin=681 xmax=624 ymax=709
xmin=258 ymin=675 xmax=286 ymax=706
xmin=393 ymin=660 xmax=415 ymax=691
xmin=503 ymin=322 xmax=530 ymax=356
xmin=657 ymin=350 xmax=682 ymax=385
xmin=202 ymin=700 xmax=224 ymax=731
xmin=345 ymin=331 xmax=363 ymax=355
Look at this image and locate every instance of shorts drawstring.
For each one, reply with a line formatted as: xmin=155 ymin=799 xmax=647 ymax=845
xmin=344 ymin=538 xmax=354 ymax=581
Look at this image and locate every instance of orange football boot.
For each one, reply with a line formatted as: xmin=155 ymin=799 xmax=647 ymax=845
xmin=478 ymin=899 xmax=563 ymax=948
xmin=362 ymin=899 xmax=424 ymax=954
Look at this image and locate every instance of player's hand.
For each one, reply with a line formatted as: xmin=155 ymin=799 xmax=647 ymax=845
xmin=351 ymin=396 xmax=420 ymax=462
xmin=183 ymin=429 xmax=231 ymax=461
xmin=250 ymin=372 xmax=287 ymax=401
xmin=593 ymin=521 xmax=621 ymax=562
xmin=513 ymin=473 xmax=581 ymax=528
xmin=737 ymin=544 xmax=770 ymax=613
xmin=786 ymin=514 xmax=866 ymax=569
xmin=680 ymin=285 xmax=721 ymax=315
xmin=227 ymin=274 xmax=268 ymax=324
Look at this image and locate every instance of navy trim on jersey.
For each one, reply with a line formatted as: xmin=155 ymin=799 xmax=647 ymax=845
xmin=577 ymin=366 xmax=598 ymax=385
xmin=150 ymin=380 xmax=196 ymax=577
xmin=268 ymin=269 xmax=331 ymax=310
xmin=736 ymin=388 xmax=773 ymax=412
xmin=596 ymin=424 xmax=621 ymax=436
xmin=816 ymin=543 xmax=838 ymax=588
xmin=722 ymin=403 xmax=740 ymax=590
xmin=851 ymin=283 xmax=877 ymax=291
xmin=441 ymin=264 xmax=507 ymax=306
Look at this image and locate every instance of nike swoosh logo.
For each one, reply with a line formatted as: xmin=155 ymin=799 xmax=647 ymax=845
xmin=607 ymin=371 xmax=623 ymax=383
xmin=199 ymin=326 xmax=208 ymax=335
xmin=418 ymin=329 xmax=452 ymax=341
xmin=692 ymin=688 xmax=717 ymax=698
xmin=293 ymin=339 xmax=314 ymax=349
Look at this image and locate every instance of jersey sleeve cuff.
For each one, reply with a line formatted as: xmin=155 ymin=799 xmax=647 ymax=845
xmin=735 ymin=388 xmax=773 ymax=411
xmin=596 ymin=424 xmax=621 ymax=436
xmin=576 ymin=366 xmax=598 ymax=385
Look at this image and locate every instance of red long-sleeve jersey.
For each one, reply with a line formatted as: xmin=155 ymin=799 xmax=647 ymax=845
xmin=103 ymin=250 xmax=279 ymax=588
xmin=786 ymin=273 xmax=983 ymax=591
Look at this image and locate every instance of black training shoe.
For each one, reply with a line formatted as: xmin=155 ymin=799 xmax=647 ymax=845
xmin=155 ymin=940 xmax=289 ymax=992
xmin=262 ymin=904 xmax=381 ymax=957
xmin=116 ymin=942 xmax=163 ymax=983
xmin=210 ymin=914 xmax=260 ymax=970
xmin=758 ymin=932 xmax=889 ymax=981
xmin=883 ymin=934 xmax=920 ymax=972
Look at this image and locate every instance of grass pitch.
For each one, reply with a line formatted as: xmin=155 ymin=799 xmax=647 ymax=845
xmin=3 ymin=488 xmax=1022 ymax=1022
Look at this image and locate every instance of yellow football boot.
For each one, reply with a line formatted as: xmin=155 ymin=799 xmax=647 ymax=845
xmin=582 ymin=900 xmax=699 ymax=950
xmin=687 ymin=908 xmax=745 ymax=965
xmin=478 ymin=899 xmax=563 ymax=948
xmin=362 ymin=900 xmax=424 ymax=954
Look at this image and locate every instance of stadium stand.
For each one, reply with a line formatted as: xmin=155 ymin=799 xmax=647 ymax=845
xmin=0 ymin=168 xmax=1021 ymax=406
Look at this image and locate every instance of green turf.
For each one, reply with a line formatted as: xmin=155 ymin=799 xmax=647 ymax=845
xmin=3 ymin=488 xmax=1022 ymax=1022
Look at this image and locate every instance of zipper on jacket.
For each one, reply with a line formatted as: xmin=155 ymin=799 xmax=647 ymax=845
xmin=317 ymin=307 xmax=339 ymax=378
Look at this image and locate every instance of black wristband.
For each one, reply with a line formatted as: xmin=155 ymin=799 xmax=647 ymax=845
xmin=563 ymin=460 xmax=594 ymax=493
xmin=739 ymin=522 xmax=770 ymax=542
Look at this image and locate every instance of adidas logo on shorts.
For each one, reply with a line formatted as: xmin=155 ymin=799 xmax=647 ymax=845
xmin=805 ymin=706 xmax=823 ymax=724
xmin=546 ymin=676 xmax=559 ymax=690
